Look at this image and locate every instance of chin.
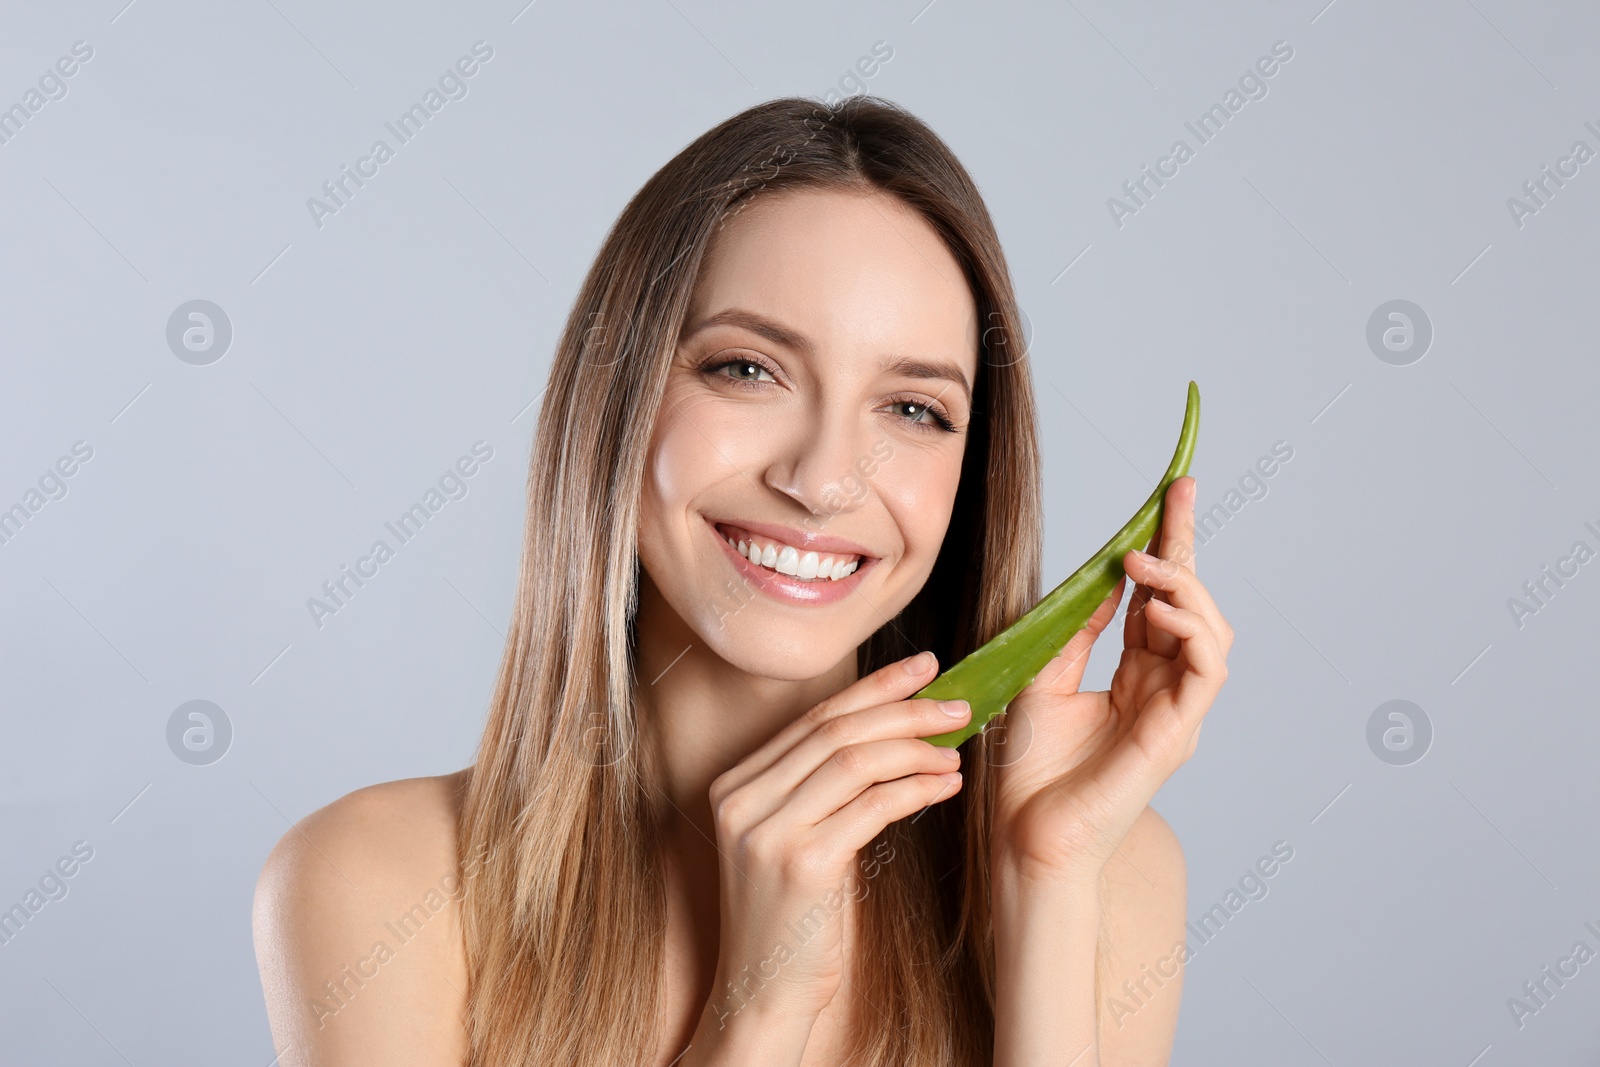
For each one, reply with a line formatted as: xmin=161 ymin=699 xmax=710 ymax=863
xmin=689 ymin=609 xmax=857 ymax=682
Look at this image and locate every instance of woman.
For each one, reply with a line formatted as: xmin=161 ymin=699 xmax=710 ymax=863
xmin=253 ymin=95 xmax=1231 ymax=1066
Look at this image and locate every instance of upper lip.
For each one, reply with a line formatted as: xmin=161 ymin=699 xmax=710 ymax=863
xmin=707 ymin=516 xmax=877 ymax=559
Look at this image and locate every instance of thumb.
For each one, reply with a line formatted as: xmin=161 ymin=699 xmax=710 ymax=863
xmin=1034 ymin=577 xmax=1126 ymax=695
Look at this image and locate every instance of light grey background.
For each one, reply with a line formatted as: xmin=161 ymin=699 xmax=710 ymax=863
xmin=3 ymin=0 xmax=1596 ymax=1063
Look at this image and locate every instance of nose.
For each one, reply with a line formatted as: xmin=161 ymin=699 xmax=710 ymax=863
xmin=761 ymin=404 xmax=877 ymax=524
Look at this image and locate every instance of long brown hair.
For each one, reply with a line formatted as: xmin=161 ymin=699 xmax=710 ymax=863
xmin=458 ymin=95 xmax=1043 ymax=1066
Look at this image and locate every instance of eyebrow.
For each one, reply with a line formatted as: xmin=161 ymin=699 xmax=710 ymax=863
xmin=683 ymin=307 xmax=973 ymax=406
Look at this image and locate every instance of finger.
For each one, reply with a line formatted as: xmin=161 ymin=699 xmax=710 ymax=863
xmin=1127 ymin=609 xmax=1223 ymax=782
xmin=1035 ymin=577 xmax=1125 ymax=694
xmin=1144 ymin=600 xmax=1228 ymax=694
xmin=1123 ymin=574 xmax=1154 ymax=650
xmin=1067 ymin=626 xmax=1223 ymax=827
xmin=1124 ymin=519 xmax=1153 ymax=651
xmin=716 ymin=651 xmax=940 ymax=793
xmin=813 ymin=771 xmax=962 ymax=854
xmin=784 ymin=737 xmax=961 ymax=825
xmin=1123 ymin=547 xmax=1230 ymax=658
xmin=1053 ymin=722 xmax=1178 ymax=852
xmin=1159 ymin=477 xmax=1197 ymax=578
xmin=723 ymin=696 xmax=972 ymax=826
xmin=1146 ymin=478 xmax=1196 ymax=659
xmin=1124 ymin=510 xmax=1168 ymax=651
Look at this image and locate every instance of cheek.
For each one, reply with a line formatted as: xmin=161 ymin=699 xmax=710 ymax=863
xmin=647 ymin=415 xmax=707 ymax=515
xmin=641 ymin=398 xmax=751 ymax=540
xmin=878 ymin=447 xmax=964 ymax=565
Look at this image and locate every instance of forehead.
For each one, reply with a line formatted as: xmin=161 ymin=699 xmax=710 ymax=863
xmin=688 ymin=187 xmax=980 ymax=376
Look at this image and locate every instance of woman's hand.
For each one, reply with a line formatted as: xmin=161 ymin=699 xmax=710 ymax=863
xmin=989 ymin=475 xmax=1232 ymax=885
xmin=682 ymin=652 xmax=971 ymax=1064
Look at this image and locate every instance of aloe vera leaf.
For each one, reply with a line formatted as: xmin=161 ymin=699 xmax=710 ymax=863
xmin=921 ymin=380 xmax=1200 ymax=747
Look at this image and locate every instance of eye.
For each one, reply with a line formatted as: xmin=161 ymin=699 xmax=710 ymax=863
xmin=704 ymin=356 xmax=778 ymax=385
xmin=883 ymin=396 xmax=958 ymax=433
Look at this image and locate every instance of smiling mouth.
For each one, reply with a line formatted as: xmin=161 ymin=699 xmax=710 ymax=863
xmin=712 ymin=522 xmax=865 ymax=582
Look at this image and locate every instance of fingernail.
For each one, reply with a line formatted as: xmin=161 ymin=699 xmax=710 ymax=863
xmin=939 ymin=699 xmax=970 ymax=718
xmin=940 ymin=746 xmax=961 ymax=761
xmin=939 ymin=771 xmax=962 ymax=788
xmin=1129 ymin=549 xmax=1156 ymax=565
xmin=1149 ymin=598 xmax=1173 ymax=612
xmin=905 ymin=651 xmax=935 ymax=674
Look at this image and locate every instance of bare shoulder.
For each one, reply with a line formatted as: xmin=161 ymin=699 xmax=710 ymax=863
xmin=252 ymin=768 xmax=474 ymax=1067
xmin=1097 ymin=805 xmax=1187 ymax=1065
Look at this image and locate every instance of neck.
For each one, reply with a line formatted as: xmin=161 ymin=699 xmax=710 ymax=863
xmin=633 ymin=572 xmax=858 ymax=837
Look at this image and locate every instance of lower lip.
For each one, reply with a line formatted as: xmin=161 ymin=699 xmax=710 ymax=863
xmin=705 ymin=518 xmax=875 ymax=606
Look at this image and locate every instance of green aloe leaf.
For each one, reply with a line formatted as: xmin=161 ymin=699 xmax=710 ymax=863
xmin=922 ymin=381 xmax=1201 ymax=747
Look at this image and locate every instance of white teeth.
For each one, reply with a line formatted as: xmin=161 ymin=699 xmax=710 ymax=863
xmin=720 ymin=528 xmax=863 ymax=581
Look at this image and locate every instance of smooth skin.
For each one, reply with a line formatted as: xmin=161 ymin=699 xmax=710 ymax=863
xmin=252 ymin=187 xmax=1230 ymax=1067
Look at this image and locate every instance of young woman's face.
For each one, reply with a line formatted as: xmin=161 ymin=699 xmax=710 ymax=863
xmin=637 ymin=186 xmax=980 ymax=680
